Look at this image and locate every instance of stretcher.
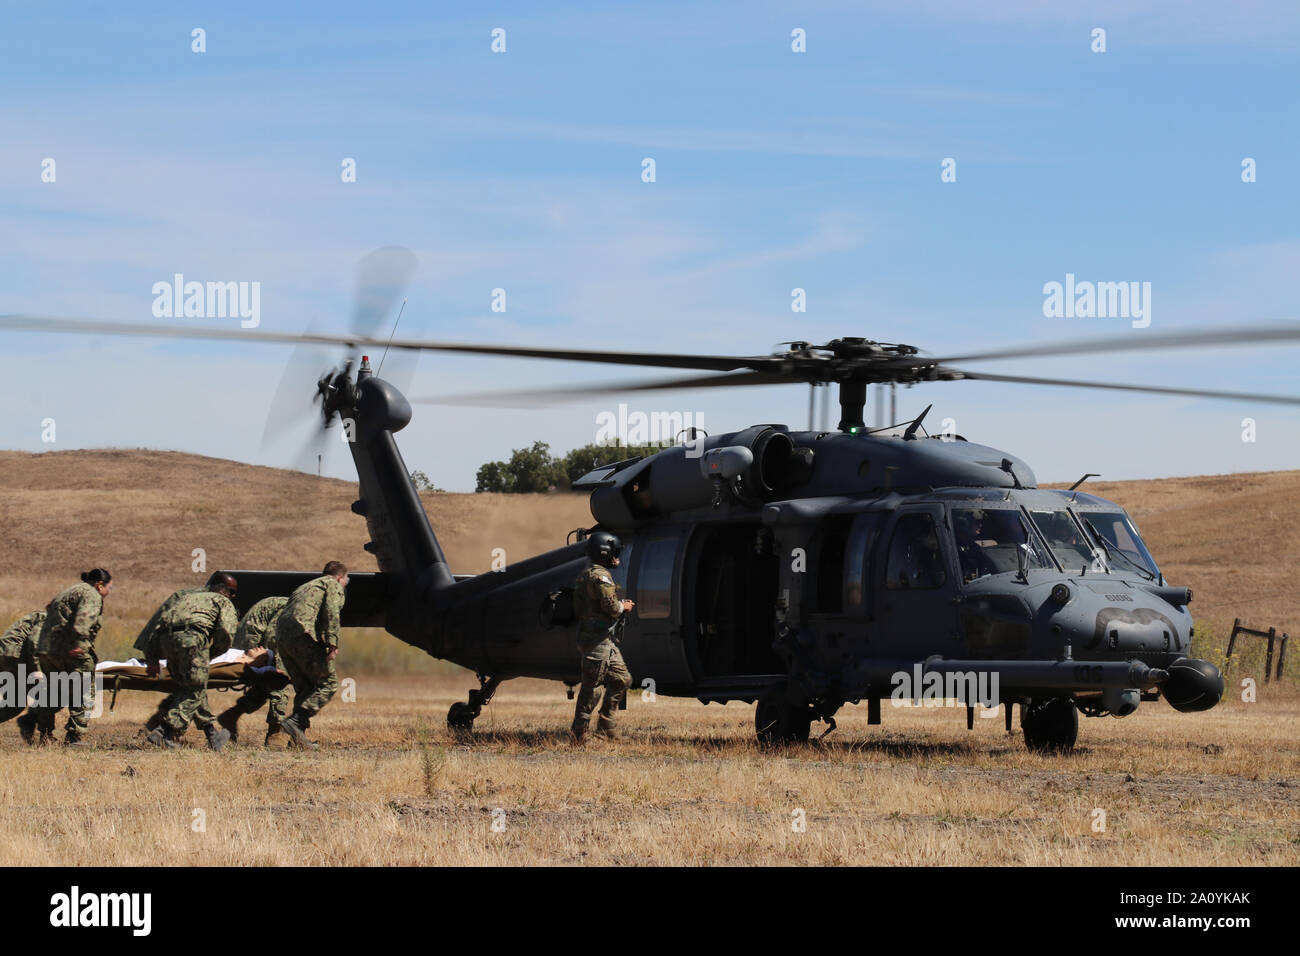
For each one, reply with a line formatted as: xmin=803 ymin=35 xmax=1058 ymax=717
xmin=93 ymin=649 xmax=290 ymax=710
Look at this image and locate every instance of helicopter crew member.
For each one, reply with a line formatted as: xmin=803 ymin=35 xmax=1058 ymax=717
xmin=5 ymin=611 xmax=45 ymax=738
xmin=276 ymin=562 xmax=348 ymax=750
xmin=142 ymin=572 xmax=240 ymax=751
xmin=571 ymin=532 xmax=635 ymax=743
xmin=216 ymin=595 xmax=290 ymax=746
xmin=28 ymin=568 xmax=112 ymax=747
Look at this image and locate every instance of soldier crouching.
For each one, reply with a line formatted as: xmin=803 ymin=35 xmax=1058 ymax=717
xmin=571 ymin=531 xmax=634 ymax=743
xmin=276 ymin=561 xmax=349 ymax=750
xmin=142 ymin=572 xmax=240 ymax=751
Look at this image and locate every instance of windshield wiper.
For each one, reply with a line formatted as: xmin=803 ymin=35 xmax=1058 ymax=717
xmin=1084 ymin=519 xmax=1154 ymax=580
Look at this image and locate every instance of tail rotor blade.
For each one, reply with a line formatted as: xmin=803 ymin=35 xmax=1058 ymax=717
xmin=353 ymin=247 xmax=418 ymax=339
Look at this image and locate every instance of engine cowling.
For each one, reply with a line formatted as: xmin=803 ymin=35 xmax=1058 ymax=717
xmin=589 ymin=425 xmax=814 ymax=529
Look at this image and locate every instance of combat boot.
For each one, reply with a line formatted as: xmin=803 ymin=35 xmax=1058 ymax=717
xmin=281 ymin=713 xmax=318 ymax=750
xmin=16 ymin=712 xmax=36 ymax=746
xmin=216 ymin=706 xmax=242 ymax=743
xmin=63 ymin=730 xmax=88 ymax=749
xmin=570 ymin=722 xmax=589 ymax=745
xmin=204 ymin=725 xmax=231 ymax=752
xmin=144 ymin=726 xmax=180 ymax=749
xmin=594 ymin=719 xmax=620 ymax=740
xmin=264 ymin=723 xmax=283 ymax=747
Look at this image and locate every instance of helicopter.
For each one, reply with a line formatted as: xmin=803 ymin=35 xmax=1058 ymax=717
xmin=6 ymin=261 xmax=1298 ymax=753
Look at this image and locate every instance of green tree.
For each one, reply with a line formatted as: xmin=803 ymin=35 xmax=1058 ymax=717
xmin=475 ymin=460 xmax=508 ymax=493
xmin=560 ymin=441 xmax=670 ymax=485
xmin=409 ymin=469 xmax=443 ymax=493
xmin=476 ymin=441 xmax=568 ymax=493
xmin=474 ymin=439 xmax=674 ymax=493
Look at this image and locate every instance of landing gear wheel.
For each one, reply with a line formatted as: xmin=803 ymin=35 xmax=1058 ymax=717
xmin=447 ymin=701 xmax=475 ymax=731
xmin=447 ymin=675 xmax=505 ymax=735
xmin=755 ymin=683 xmax=812 ymax=745
xmin=1021 ymin=698 xmax=1079 ymax=754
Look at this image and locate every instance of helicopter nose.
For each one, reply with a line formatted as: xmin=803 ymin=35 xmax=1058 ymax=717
xmin=1093 ymin=608 xmax=1183 ymax=654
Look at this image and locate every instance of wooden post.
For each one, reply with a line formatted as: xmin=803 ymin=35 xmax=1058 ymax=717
xmin=1265 ymin=627 xmax=1276 ymax=684
xmin=1277 ymin=633 xmax=1288 ymax=681
xmin=1224 ymin=618 xmax=1241 ymax=677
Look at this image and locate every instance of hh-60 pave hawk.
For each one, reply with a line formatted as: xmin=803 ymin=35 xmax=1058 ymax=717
xmin=8 ymin=254 xmax=1298 ymax=752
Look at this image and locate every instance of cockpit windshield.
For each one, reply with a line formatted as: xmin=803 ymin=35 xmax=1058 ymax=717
xmin=952 ymin=508 xmax=1053 ymax=582
xmin=1079 ymin=511 xmax=1160 ymax=580
xmin=1027 ymin=509 xmax=1105 ymax=573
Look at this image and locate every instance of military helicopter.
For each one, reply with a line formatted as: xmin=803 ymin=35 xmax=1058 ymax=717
xmin=6 ymin=260 xmax=1298 ymax=752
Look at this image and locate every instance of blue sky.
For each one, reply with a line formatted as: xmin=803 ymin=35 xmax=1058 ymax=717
xmin=1 ymin=1 xmax=1297 ymax=490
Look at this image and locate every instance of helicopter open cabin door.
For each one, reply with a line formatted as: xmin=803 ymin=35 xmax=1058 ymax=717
xmin=875 ymin=505 xmax=961 ymax=658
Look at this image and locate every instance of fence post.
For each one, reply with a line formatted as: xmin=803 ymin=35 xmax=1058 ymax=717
xmin=1265 ymin=627 xmax=1276 ymax=684
xmin=1277 ymin=633 xmax=1289 ymax=682
xmin=1224 ymin=618 xmax=1242 ymax=678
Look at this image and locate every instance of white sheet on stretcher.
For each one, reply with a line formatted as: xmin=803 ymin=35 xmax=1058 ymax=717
xmin=95 ymin=648 xmax=249 ymax=671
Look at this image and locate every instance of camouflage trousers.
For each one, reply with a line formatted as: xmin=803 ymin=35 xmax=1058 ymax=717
xmin=156 ymin=630 xmax=216 ymax=735
xmin=572 ymin=636 xmax=632 ymax=735
xmin=0 ymin=658 xmax=30 ymax=724
xmin=230 ymin=666 xmax=291 ymax=728
xmin=30 ymin=651 xmax=97 ymax=737
xmin=277 ymin=631 xmax=338 ymax=718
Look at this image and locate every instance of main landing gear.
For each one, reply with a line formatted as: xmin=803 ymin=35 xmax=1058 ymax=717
xmin=755 ymin=681 xmax=826 ymax=745
xmin=1020 ymin=697 xmax=1079 ymax=753
xmin=448 ymin=675 xmax=504 ymax=733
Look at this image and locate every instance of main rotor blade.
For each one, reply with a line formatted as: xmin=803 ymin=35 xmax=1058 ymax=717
xmin=927 ymin=321 xmax=1300 ymax=365
xmin=955 ymin=369 xmax=1300 ymax=406
xmin=0 ymin=315 xmax=777 ymax=373
xmin=411 ymin=371 xmax=790 ymax=407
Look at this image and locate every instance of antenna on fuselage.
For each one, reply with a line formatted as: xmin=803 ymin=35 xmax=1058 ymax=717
xmin=376 ymin=297 xmax=408 ymax=378
xmin=903 ymin=404 xmax=933 ymax=440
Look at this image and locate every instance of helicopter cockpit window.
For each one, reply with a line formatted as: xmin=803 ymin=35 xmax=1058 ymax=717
xmin=1028 ymin=510 xmax=1104 ymax=572
xmin=1080 ymin=511 xmax=1159 ymax=579
xmin=884 ymin=513 xmax=947 ymax=590
xmin=952 ymin=508 xmax=1052 ymax=582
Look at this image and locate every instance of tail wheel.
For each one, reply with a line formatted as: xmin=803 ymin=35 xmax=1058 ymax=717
xmin=755 ymin=683 xmax=812 ymax=745
xmin=1021 ymin=698 xmax=1079 ymax=754
xmin=447 ymin=701 xmax=475 ymax=731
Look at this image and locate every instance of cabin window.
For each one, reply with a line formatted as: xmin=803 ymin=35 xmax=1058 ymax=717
xmin=952 ymin=508 xmax=1053 ymax=582
xmin=844 ymin=512 xmax=883 ymax=608
xmin=1078 ymin=511 xmax=1160 ymax=579
xmin=884 ymin=513 xmax=947 ymax=590
xmin=1027 ymin=509 xmax=1103 ymax=572
xmin=636 ymin=535 xmax=676 ymax=619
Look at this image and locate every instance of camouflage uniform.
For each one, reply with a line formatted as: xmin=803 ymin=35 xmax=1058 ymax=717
xmin=275 ymin=576 xmax=345 ymax=724
xmin=30 ymin=582 xmax=103 ymax=739
xmin=0 ymin=611 xmax=43 ymax=723
xmin=144 ymin=588 xmax=238 ymax=736
xmin=571 ymin=563 xmax=632 ymax=737
xmin=227 ymin=596 xmax=290 ymax=729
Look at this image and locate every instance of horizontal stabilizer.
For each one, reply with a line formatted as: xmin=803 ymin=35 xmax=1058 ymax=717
xmin=222 ymin=570 xmax=391 ymax=629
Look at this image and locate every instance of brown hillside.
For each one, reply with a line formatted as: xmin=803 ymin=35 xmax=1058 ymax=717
xmin=0 ymin=450 xmax=590 ymax=649
xmin=0 ymin=450 xmax=1295 ymax=673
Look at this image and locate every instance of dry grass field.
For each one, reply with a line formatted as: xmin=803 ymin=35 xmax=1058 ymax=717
xmin=0 ymin=449 xmax=1296 ymax=865
xmin=0 ymin=675 xmax=1295 ymax=866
